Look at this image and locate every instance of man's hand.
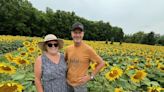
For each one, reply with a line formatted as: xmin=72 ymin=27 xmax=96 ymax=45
xmin=78 ymin=75 xmax=91 ymax=84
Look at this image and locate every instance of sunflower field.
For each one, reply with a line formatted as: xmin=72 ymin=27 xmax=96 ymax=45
xmin=0 ymin=35 xmax=164 ymax=92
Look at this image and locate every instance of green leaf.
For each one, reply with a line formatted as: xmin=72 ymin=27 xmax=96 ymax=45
xmin=157 ymin=77 xmax=164 ymax=83
xmin=149 ymin=81 xmax=160 ymax=86
xmin=142 ymin=78 xmax=151 ymax=86
xmin=126 ymin=70 xmax=135 ymax=76
xmin=12 ymin=73 xmax=25 ymax=80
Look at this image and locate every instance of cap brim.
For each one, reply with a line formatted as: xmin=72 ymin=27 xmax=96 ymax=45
xmin=72 ymin=27 xmax=83 ymax=31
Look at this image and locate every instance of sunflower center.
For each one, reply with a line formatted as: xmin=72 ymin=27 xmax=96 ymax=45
xmin=29 ymin=48 xmax=34 ymax=51
xmin=134 ymin=72 xmax=142 ymax=79
xmin=151 ymin=89 xmax=158 ymax=92
xmin=19 ymin=60 xmax=26 ymax=64
xmin=21 ymin=53 xmax=26 ymax=56
xmin=24 ymin=42 xmax=29 ymax=46
xmin=109 ymin=70 xmax=118 ymax=77
xmin=1 ymin=66 xmax=11 ymax=71
xmin=0 ymin=84 xmax=17 ymax=92
xmin=160 ymin=67 xmax=164 ymax=70
xmin=105 ymin=63 xmax=108 ymax=67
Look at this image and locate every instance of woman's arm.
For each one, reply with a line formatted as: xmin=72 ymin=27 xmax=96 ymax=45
xmin=34 ymin=56 xmax=44 ymax=92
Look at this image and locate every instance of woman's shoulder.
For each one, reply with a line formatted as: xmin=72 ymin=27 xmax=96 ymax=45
xmin=60 ymin=53 xmax=65 ymax=58
xmin=36 ymin=55 xmax=42 ymax=61
xmin=34 ymin=55 xmax=42 ymax=67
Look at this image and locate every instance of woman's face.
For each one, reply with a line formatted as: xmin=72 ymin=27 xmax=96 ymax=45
xmin=46 ymin=40 xmax=59 ymax=54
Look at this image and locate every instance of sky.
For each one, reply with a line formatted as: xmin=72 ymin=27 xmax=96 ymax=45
xmin=28 ymin=0 xmax=164 ymax=35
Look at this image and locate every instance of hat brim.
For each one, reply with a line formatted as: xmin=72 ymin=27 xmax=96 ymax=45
xmin=72 ymin=27 xmax=84 ymax=31
xmin=38 ymin=39 xmax=64 ymax=51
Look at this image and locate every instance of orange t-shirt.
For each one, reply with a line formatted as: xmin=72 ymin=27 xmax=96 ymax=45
xmin=65 ymin=42 xmax=102 ymax=86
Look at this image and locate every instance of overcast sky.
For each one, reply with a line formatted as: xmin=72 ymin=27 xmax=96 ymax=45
xmin=29 ymin=0 xmax=164 ymax=35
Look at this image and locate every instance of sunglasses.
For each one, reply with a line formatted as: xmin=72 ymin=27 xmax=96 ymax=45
xmin=47 ymin=43 xmax=58 ymax=47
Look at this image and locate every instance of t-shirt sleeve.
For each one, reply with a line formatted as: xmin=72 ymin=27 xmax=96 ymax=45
xmin=89 ymin=47 xmax=102 ymax=64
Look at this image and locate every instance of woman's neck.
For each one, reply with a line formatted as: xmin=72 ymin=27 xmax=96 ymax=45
xmin=46 ymin=52 xmax=59 ymax=57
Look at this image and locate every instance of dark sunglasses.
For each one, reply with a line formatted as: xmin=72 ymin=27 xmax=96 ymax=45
xmin=47 ymin=43 xmax=58 ymax=47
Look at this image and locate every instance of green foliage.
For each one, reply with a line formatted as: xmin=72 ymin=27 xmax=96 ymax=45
xmin=124 ymin=31 xmax=164 ymax=46
xmin=0 ymin=0 xmax=124 ymax=41
xmin=0 ymin=40 xmax=23 ymax=54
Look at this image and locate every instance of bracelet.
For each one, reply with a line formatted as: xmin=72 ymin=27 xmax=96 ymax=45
xmin=90 ymin=73 xmax=95 ymax=80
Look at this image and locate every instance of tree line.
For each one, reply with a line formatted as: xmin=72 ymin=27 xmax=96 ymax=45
xmin=124 ymin=31 xmax=164 ymax=46
xmin=0 ymin=0 xmax=163 ymax=45
xmin=0 ymin=0 xmax=123 ymax=41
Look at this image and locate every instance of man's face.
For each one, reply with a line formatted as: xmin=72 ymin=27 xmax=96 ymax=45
xmin=71 ymin=29 xmax=84 ymax=44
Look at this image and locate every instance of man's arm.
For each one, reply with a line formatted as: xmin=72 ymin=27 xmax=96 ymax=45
xmin=89 ymin=48 xmax=105 ymax=77
xmin=79 ymin=47 xmax=105 ymax=84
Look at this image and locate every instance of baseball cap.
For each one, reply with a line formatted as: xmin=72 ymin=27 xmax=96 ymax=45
xmin=72 ymin=22 xmax=84 ymax=31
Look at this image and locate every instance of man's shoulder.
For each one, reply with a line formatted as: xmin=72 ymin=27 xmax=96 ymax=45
xmin=65 ymin=44 xmax=74 ymax=50
xmin=83 ymin=42 xmax=94 ymax=51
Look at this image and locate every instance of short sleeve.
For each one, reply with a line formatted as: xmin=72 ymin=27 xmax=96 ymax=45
xmin=88 ymin=47 xmax=102 ymax=64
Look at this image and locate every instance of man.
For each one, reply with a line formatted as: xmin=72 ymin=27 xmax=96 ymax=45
xmin=65 ymin=22 xmax=105 ymax=92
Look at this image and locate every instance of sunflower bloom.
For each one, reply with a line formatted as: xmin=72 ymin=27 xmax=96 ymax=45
xmin=23 ymin=41 xmax=30 ymax=47
xmin=100 ymin=61 xmax=109 ymax=71
xmin=0 ymin=63 xmax=16 ymax=75
xmin=20 ymin=52 xmax=28 ymax=57
xmin=17 ymin=48 xmax=22 ymax=51
xmin=90 ymin=61 xmax=109 ymax=72
xmin=131 ymin=70 xmax=147 ymax=83
xmin=28 ymin=47 xmax=35 ymax=53
xmin=126 ymin=65 xmax=137 ymax=70
xmin=145 ymin=62 xmax=152 ymax=68
xmin=90 ymin=63 xmax=98 ymax=70
xmin=147 ymin=86 xmax=162 ymax=92
xmin=157 ymin=63 xmax=164 ymax=72
xmin=5 ymin=53 xmax=14 ymax=62
xmin=13 ymin=58 xmax=30 ymax=65
xmin=105 ymin=67 xmax=123 ymax=81
xmin=0 ymin=82 xmax=24 ymax=92
xmin=115 ymin=87 xmax=124 ymax=92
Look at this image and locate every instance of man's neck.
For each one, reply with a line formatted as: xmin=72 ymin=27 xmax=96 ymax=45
xmin=74 ymin=41 xmax=83 ymax=47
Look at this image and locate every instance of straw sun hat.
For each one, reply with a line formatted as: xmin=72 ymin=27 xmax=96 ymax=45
xmin=38 ymin=34 xmax=64 ymax=51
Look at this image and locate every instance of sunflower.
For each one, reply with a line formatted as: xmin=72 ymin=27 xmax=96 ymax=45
xmin=146 ymin=58 xmax=152 ymax=63
xmin=17 ymin=48 xmax=22 ymax=51
xmin=5 ymin=53 xmax=14 ymax=62
xmin=90 ymin=63 xmax=98 ymax=70
xmin=147 ymin=86 xmax=162 ymax=92
xmin=145 ymin=62 xmax=152 ymax=68
xmin=28 ymin=46 xmax=35 ymax=53
xmin=23 ymin=41 xmax=30 ymax=47
xmin=37 ymin=49 xmax=42 ymax=55
xmin=32 ymin=40 xmax=38 ymax=45
xmin=13 ymin=58 xmax=30 ymax=65
xmin=100 ymin=61 xmax=109 ymax=71
xmin=105 ymin=67 xmax=123 ymax=81
xmin=0 ymin=63 xmax=16 ymax=75
xmin=20 ymin=52 xmax=28 ymax=57
xmin=28 ymin=57 xmax=35 ymax=63
xmin=126 ymin=65 xmax=137 ymax=70
xmin=133 ymin=58 xmax=139 ymax=64
xmin=130 ymin=70 xmax=147 ymax=83
xmin=157 ymin=63 xmax=164 ymax=72
xmin=0 ymin=82 xmax=24 ymax=92
xmin=90 ymin=61 xmax=109 ymax=72
xmin=115 ymin=87 xmax=124 ymax=92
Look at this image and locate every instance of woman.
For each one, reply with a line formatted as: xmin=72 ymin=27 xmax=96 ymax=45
xmin=34 ymin=34 xmax=69 ymax=92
